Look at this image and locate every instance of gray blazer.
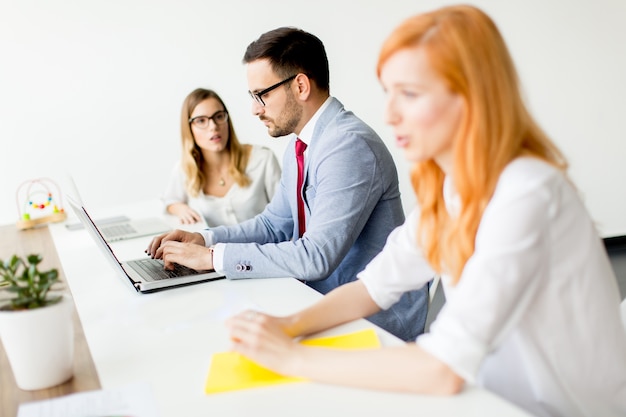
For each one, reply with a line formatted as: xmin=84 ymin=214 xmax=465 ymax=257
xmin=205 ymin=98 xmax=428 ymax=340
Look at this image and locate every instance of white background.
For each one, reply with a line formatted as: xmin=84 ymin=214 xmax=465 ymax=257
xmin=2 ymin=0 xmax=625 ymax=236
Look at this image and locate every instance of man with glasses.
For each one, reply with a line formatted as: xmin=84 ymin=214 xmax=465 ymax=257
xmin=148 ymin=27 xmax=428 ymax=341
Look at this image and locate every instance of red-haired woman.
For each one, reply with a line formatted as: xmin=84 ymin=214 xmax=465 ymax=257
xmin=226 ymin=6 xmax=626 ymax=416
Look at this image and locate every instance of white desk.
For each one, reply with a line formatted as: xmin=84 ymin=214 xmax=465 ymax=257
xmin=50 ymin=200 xmax=530 ymax=417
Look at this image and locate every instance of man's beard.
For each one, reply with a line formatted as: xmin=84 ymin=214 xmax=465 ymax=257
xmin=267 ymin=90 xmax=302 ymax=138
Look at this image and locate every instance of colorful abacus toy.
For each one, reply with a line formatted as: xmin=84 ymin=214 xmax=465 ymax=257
xmin=16 ymin=178 xmax=67 ymax=230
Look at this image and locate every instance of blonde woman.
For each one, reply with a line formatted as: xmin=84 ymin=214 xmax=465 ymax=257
xmin=162 ymin=88 xmax=281 ymax=226
xmin=225 ymin=6 xmax=626 ymax=416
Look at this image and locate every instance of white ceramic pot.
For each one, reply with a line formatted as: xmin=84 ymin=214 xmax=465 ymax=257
xmin=0 ymin=296 xmax=74 ymax=390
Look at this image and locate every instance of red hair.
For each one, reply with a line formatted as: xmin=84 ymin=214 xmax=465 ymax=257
xmin=377 ymin=5 xmax=567 ymax=283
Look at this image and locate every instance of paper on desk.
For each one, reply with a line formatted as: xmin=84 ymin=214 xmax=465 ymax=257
xmin=205 ymin=328 xmax=380 ymax=394
xmin=17 ymin=381 xmax=159 ymax=417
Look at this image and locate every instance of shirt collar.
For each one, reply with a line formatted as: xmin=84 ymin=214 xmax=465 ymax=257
xmin=297 ymin=96 xmax=332 ymax=146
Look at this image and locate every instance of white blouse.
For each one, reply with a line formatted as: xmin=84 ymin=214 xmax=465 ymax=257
xmin=161 ymin=145 xmax=281 ymax=227
xmin=358 ymin=157 xmax=626 ymax=417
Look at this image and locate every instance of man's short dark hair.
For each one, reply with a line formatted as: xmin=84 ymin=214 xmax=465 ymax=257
xmin=243 ymin=27 xmax=330 ymax=93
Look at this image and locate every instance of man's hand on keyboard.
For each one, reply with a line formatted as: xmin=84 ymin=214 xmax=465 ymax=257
xmin=146 ymin=229 xmax=206 ymax=267
xmin=157 ymin=240 xmax=214 ymax=272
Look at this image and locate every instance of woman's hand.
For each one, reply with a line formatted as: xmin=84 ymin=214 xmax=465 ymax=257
xmin=226 ymin=310 xmax=301 ymax=376
xmin=167 ymin=203 xmax=203 ymax=224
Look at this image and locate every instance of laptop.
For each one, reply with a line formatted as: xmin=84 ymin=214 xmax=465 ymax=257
xmin=66 ymin=215 xmax=171 ymax=242
xmin=63 ymin=174 xmax=171 ymax=242
xmin=67 ymin=196 xmax=225 ymax=293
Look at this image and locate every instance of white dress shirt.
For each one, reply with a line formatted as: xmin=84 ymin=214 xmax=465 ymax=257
xmin=359 ymin=157 xmax=626 ymax=417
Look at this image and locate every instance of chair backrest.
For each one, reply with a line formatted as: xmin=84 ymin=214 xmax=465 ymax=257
xmin=429 ymin=275 xmax=440 ymax=304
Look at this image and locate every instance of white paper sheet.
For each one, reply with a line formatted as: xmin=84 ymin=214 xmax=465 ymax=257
xmin=17 ymin=382 xmax=159 ymax=417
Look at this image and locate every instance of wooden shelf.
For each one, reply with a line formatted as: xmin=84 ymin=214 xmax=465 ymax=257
xmin=0 ymin=224 xmax=100 ymax=416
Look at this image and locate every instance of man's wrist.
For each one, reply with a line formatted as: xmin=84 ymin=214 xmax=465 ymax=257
xmin=208 ymin=245 xmax=215 ymax=268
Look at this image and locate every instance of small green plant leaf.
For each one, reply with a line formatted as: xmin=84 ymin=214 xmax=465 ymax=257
xmin=0 ymin=253 xmax=62 ymax=311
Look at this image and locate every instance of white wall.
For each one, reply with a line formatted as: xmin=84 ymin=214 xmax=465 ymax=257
xmin=2 ymin=0 xmax=625 ymax=236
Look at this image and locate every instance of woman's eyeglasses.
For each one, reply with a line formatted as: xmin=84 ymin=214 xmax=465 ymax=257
xmin=189 ymin=110 xmax=229 ymax=129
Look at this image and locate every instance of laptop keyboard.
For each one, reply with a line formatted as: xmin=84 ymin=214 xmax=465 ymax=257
xmin=101 ymin=223 xmax=136 ymax=239
xmin=128 ymin=258 xmax=200 ymax=281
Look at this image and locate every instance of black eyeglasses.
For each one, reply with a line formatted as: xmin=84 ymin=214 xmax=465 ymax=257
xmin=189 ymin=110 xmax=229 ymax=129
xmin=248 ymin=75 xmax=297 ymax=106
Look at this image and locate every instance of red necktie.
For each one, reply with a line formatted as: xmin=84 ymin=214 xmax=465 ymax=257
xmin=295 ymin=138 xmax=307 ymax=237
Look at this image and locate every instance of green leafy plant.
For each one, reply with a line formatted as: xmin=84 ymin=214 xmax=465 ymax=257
xmin=0 ymin=254 xmax=62 ymax=311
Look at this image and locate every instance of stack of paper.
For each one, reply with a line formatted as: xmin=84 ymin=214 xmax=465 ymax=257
xmin=205 ymin=328 xmax=380 ymax=394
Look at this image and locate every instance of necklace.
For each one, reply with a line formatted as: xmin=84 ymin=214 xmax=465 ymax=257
xmin=208 ymin=162 xmax=228 ymax=187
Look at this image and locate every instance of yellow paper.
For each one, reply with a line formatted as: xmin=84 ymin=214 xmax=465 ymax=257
xmin=204 ymin=328 xmax=380 ymax=394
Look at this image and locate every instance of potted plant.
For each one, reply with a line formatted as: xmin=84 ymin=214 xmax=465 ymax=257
xmin=0 ymin=254 xmax=74 ymax=390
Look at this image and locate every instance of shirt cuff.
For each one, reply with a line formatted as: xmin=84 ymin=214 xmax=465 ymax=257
xmin=416 ymin=319 xmax=486 ymax=385
xmin=198 ymin=229 xmax=215 ymax=246
xmin=212 ymin=243 xmax=226 ymax=274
